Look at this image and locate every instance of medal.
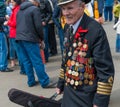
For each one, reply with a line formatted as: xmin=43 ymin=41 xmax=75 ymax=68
xmin=75 ymin=62 xmax=79 ymax=66
xmin=72 ymin=71 xmax=76 ymax=76
xmin=89 ymin=74 xmax=93 ymax=79
xmin=84 ymin=79 xmax=89 ymax=84
xmin=68 ymin=69 xmax=72 ymax=74
xmin=78 ymin=51 xmax=83 ymax=57
xmin=79 ymin=81 xmax=83 ymax=85
xmin=89 ymin=80 xmax=93 ymax=85
xmin=78 ymin=42 xmax=82 ymax=47
xmin=75 ymin=72 xmax=79 ymax=76
xmin=67 ymin=60 xmax=71 ymax=67
xmin=84 ymin=72 xmax=89 ymax=78
xmin=71 ymin=60 xmax=75 ymax=66
xmin=68 ymin=51 xmax=72 ymax=56
xmin=74 ymin=50 xmax=78 ymax=56
xmin=83 ymin=44 xmax=88 ymax=51
xmin=70 ymin=79 xmax=74 ymax=85
xmin=75 ymin=81 xmax=79 ymax=86
xmin=73 ymin=43 xmax=77 ymax=48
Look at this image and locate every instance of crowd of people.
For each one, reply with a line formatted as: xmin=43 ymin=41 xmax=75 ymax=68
xmin=0 ymin=0 xmax=118 ymax=107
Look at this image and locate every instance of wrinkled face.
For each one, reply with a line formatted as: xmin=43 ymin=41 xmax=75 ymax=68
xmin=61 ymin=0 xmax=85 ymax=25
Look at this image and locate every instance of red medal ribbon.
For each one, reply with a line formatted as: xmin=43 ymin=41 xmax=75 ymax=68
xmin=75 ymin=27 xmax=88 ymax=39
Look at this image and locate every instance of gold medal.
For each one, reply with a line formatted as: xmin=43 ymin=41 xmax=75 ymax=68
xmin=89 ymin=74 xmax=93 ymax=79
xmin=70 ymin=79 xmax=74 ymax=85
xmin=75 ymin=81 xmax=79 ymax=86
xmin=74 ymin=50 xmax=78 ymax=56
xmin=79 ymin=80 xmax=83 ymax=85
xmin=75 ymin=72 xmax=79 ymax=76
xmin=71 ymin=60 xmax=75 ymax=66
xmin=78 ymin=42 xmax=82 ymax=47
xmin=83 ymin=44 xmax=88 ymax=49
xmin=84 ymin=72 xmax=89 ymax=78
xmin=84 ymin=79 xmax=89 ymax=84
xmin=89 ymin=80 xmax=93 ymax=85
xmin=79 ymin=72 xmax=83 ymax=76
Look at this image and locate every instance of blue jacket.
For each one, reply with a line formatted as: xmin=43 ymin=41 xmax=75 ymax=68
xmin=104 ymin=0 xmax=114 ymax=7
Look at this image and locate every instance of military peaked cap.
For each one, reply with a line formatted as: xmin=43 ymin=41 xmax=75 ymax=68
xmin=58 ymin=0 xmax=91 ymax=5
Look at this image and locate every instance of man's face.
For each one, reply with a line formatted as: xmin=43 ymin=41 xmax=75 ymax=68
xmin=61 ymin=0 xmax=85 ymax=25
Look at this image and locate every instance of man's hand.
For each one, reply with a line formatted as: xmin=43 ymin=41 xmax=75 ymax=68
xmin=42 ymin=22 xmax=46 ymax=26
xmin=93 ymin=105 xmax=98 ymax=107
xmin=40 ymin=41 xmax=45 ymax=49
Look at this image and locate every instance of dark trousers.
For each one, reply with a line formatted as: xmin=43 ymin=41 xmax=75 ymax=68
xmin=48 ymin=23 xmax=57 ymax=55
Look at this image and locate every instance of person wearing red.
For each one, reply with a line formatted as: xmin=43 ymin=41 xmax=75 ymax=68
xmin=4 ymin=0 xmax=25 ymax=74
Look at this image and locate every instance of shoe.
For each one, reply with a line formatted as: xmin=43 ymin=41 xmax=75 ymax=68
xmin=43 ymin=80 xmax=57 ymax=88
xmin=0 ymin=68 xmax=13 ymax=72
xmin=28 ymin=81 xmax=39 ymax=87
xmin=20 ymin=72 xmax=26 ymax=75
xmin=49 ymin=53 xmax=57 ymax=57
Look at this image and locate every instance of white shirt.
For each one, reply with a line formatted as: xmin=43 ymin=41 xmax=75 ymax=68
xmin=113 ymin=20 xmax=120 ymax=34
xmin=71 ymin=16 xmax=83 ymax=34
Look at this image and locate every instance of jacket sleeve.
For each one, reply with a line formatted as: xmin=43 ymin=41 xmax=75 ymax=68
xmin=113 ymin=20 xmax=120 ymax=29
xmin=52 ymin=6 xmax=61 ymax=28
xmin=7 ymin=8 xmax=18 ymax=28
xmin=44 ymin=0 xmax=52 ymax=24
xmin=92 ymin=26 xmax=115 ymax=107
xmin=0 ymin=17 xmax=6 ymax=25
xmin=33 ymin=8 xmax=44 ymax=41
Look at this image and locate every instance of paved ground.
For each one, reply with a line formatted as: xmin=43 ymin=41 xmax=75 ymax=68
xmin=0 ymin=21 xmax=120 ymax=107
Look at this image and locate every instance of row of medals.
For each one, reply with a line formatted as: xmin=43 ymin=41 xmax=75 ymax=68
xmin=64 ymin=37 xmax=95 ymax=89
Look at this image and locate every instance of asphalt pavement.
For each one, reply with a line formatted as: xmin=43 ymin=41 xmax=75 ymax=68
xmin=0 ymin=21 xmax=120 ymax=107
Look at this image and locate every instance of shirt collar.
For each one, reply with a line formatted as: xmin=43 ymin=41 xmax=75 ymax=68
xmin=71 ymin=16 xmax=83 ymax=34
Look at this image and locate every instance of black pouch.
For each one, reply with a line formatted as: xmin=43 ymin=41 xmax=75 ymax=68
xmin=8 ymin=88 xmax=61 ymax=107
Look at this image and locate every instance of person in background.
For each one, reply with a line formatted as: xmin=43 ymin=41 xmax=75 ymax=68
xmin=39 ymin=0 xmax=52 ymax=62
xmin=113 ymin=0 xmax=120 ymax=24
xmin=56 ymin=0 xmax=115 ymax=107
xmin=104 ymin=0 xmax=114 ymax=22
xmin=113 ymin=14 xmax=120 ymax=52
xmin=48 ymin=0 xmax=58 ymax=57
xmin=5 ymin=0 xmax=16 ymax=68
xmin=0 ymin=0 xmax=13 ymax=72
xmin=16 ymin=0 xmax=57 ymax=88
xmin=4 ymin=0 xmax=26 ymax=75
xmin=52 ymin=4 xmax=64 ymax=56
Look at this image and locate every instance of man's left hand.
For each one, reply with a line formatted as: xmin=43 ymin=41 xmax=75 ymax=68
xmin=93 ymin=105 xmax=98 ymax=107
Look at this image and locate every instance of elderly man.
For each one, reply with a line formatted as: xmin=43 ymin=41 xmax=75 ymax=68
xmin=56 ymin=0 xmax=115 ymax=107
